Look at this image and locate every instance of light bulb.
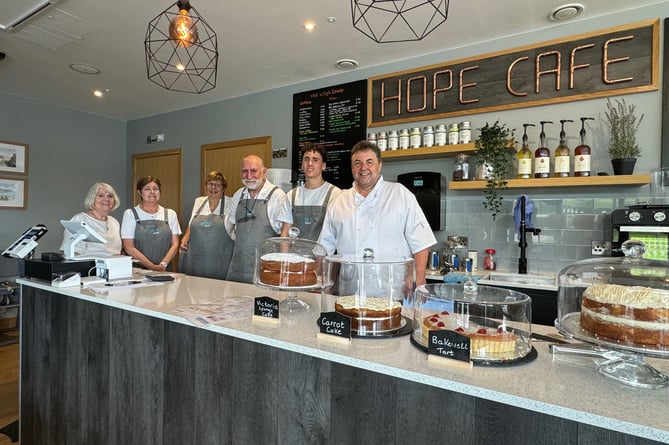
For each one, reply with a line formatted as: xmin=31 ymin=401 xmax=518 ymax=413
xmin=169 ymin=8 xmax=198 ymax=47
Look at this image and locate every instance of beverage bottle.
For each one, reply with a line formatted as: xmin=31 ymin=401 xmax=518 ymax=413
xmin=554 ymin=119 xmax=573 ymax=177
xmin=574 ymin=117 xmax=595 ymax=177
xmin=534 ymin=121 xmax=552 ymax=178
xmin=517 ymin=123 xmax=535 ymax=179
xmin=484 ymin=249 xmax=496 ymax=271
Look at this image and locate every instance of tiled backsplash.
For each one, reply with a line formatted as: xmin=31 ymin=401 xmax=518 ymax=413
xmin=437 ymin=194 xmax=646 ymax=274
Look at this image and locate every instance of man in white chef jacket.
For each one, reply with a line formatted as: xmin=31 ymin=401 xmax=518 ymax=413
xmin=318 ymin=140 xmax=437 ymax=287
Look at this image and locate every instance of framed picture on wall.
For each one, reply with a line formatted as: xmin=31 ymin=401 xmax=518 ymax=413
xmin=0 ymin=177 xmax=27 ymax=209
xmin=0 ymin=141 xmax=29 ymax=175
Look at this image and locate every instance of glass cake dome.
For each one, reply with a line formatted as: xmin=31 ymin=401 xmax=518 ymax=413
xmin=412 ymin=282 xmax=533 ymax=364
xmin=555 ymin=240 xmax=669 ymax=388
xmin=254 ymin=228 xmax=329 ymax=312
xmin=321 ymin=249 xmax=415 ymax=337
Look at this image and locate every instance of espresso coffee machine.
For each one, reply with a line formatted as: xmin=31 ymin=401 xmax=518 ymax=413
xmin=610 ymin=205 xmax=669 ymax=260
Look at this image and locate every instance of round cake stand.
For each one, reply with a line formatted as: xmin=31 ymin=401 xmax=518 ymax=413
xmin=280 ymin=290 xmax=310 ymax=313
xmin=554 ymin=313 xmax=669 ymax=389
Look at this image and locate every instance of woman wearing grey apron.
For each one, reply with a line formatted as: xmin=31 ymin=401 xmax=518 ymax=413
xmin=121 ymin=176 xmax=182 ymax=272
xmin=179 ymin=171 xmax=234 ymax=279
xmin=281 ymin=143 xmax=341 ymax=241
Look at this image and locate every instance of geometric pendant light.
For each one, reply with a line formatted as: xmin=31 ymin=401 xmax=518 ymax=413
xmin=144 ymin=0 xmax=218 ymax=93
xmin=351 ymin=0 xmax=450 ymax=43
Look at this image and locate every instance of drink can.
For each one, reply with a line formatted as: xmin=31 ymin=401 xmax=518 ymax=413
xmin=465 ymin=257 xmax=473 ymax=273
xmin=429 ymin=251 xmax=440 ymax=269
xmin=448 ymin=253 xmax=459 ymax=270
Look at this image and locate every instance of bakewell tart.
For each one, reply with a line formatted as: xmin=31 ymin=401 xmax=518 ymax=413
xmin=422 ymin=311 xmax=517 ymax=359
xmin=580 ymin=283 xmax=669 ymax=346
xmin=334 ymin=295 xmax=402 ymax=331
xmin=258 ymin=252 xmax=318 ymax=287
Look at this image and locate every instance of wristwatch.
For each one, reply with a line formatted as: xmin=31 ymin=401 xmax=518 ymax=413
xmin=160 ymin=261 xmax=168 ymax=268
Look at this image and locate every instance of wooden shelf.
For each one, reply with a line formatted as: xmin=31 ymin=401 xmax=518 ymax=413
xmin=448 ymin=174 xmax=650 ymax=190
xmin=381 ymin=143 xmax=476 ymax=162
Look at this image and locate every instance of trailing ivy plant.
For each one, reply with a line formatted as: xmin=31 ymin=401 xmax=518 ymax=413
xmin=474 ymin=121 xmax=516 ymax=220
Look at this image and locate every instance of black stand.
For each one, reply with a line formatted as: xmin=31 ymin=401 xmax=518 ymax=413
xmin=0 ymin=419 xmax=18 ymax=442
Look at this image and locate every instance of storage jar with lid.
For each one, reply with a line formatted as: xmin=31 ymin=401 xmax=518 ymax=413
xmin=434 ymin=124 xmax=447 ymax=146
xmin=376 ymin=131 xmax=387 ymax=151
xmin=452 ymin=153 xmax=470 ymax=181
xmin=459 ymin=121 xmax=472 ymax=144
xmin=367 ymin=132 xmax=376 ymax=144
xmin=388 ymin=130 xmax=399 ymax=150
xmin=399 ymin=129 xmax=410 ymax=149
xmin=410 ymin=127 xmax=422 ymax=148
xmin=448 ymin=123 xmax=459 ymax=144
xmin=321 ymin=251 xmax=415 ymax=336
xmin=412 ymin=283 xmax=533 ymax=364
xmin=422 ymin=126 xmax=434 ymax=147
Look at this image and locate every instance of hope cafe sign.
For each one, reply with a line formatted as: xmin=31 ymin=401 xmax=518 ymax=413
xmin=367 ymin=20 xmax=659 ymax=127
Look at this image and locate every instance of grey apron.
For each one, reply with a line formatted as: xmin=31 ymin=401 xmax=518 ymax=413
xmin=131 ymin=208 xmax=173 ymax=269
xmin=181 ymin=197 xmax=234 ymax=279
xmin=226 ymin=187 xmax=279 ymax=284
xmin=289 ymin=185 xmax=335 ymax=241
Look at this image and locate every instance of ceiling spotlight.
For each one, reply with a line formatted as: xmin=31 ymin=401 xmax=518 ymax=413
xmin=549 ymin=3 xmax=584 ymax=21
xmin=145 ymin=0 xmax=218 ymax=94
xmin=304 ymin=22 xmax=316 ymax=31
xmin=335 ymin=59 xmax=358 ymax=70
xmin=327 ymin=17 xmax=336 ymax=24
xmin=93 ymin=90 xmax=103 ymax=97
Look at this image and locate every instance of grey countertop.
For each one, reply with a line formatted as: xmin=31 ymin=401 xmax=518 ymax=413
xmin=18 ymin=272 xmax=669 ymax=443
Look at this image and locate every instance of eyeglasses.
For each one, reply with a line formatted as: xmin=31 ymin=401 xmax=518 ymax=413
xmin=207 ymin=182 xmax=223 ymax=188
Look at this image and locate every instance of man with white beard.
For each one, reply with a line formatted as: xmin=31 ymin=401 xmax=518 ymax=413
xmin=225 ymin=155 xmax=290 ymax=283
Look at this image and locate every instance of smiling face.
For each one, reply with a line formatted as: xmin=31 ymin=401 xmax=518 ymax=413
xmin=206 ymin=180 xmax=224 ymax=199
xmin=351 ymin=148 xmax=382 ymax=194
xmin=241 ymin=156 xmax=266 ymax=190
xmin=93 ymin=187 xmax=116 ymax=214
xmin=138 ymin=181 xmax=161 ymax=203
xmin=302 ymin=149 xmax=325 ymax=180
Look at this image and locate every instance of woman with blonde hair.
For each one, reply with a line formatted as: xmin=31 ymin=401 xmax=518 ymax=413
xmin=60 ymin=182 xmax=122 ymax=257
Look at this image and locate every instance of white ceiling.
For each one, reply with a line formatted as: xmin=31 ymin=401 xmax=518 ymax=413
xmin=0 ymin=0 xmax=664 ymax=121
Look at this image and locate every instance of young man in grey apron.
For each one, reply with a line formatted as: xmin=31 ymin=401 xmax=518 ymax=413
xmin=281 ymin=143 xmax=341 ymax=241
xmin=226 ymin=155 xmax=290 ymax=284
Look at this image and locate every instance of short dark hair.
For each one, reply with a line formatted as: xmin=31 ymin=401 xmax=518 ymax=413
xmin=301 ymin=142 xmax=327 ymax=160
xmin=351 ymin=140 xmax=381 ymax=163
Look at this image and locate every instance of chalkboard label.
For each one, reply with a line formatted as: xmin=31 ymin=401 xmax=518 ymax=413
xmin=427 ymin=330 xmax=471 ymax=362
xmin=254 ymin=296 xmax=279 ymax=319
xmin=318 ymin=311 xmax=351 ymax=339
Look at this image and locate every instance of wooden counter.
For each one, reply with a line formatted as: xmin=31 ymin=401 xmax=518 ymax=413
xmin=17 ymin=274 xmax=669 ymax=444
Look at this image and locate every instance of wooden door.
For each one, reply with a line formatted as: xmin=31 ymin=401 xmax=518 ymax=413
xmin=131 ymin=149 xmax=182 ymax=269
xmin=201 ymin=136 xmax=272 ymax=195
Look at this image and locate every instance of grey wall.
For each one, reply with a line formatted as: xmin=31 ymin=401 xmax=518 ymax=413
xmin=0 ymin=94 xmax=126 ymax=277
xmin=1 ymin=5 xmax=665 ymax=277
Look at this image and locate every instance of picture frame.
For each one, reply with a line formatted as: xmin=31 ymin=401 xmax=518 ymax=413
xmin=0 ymin=140 xmax=29 ymax=175
xmin=0 ymin=177 xmax=27 ymax=210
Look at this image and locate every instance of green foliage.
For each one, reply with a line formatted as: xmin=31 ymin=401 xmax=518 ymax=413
xmin=605 ymin=98 xmax=644 ymax=159
xmin=475 ymin=121 xmax=515 ymax=220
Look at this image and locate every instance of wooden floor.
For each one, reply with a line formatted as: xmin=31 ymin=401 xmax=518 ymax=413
xmin=0 ymin=331 xmax=19 ymax=445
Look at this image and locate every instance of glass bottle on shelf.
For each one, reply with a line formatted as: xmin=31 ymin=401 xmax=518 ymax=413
xmin=484 ymin=249 xmax=496 ymax=270
xmin=517 ymin=123 xmax=535 ymax=179
xmin=534 ymin=120 xmax=552 ymax=178
xmin=554 ymin=119 xmax=573 ymax=177
xmin=452 ymin=153 xmax=470 ymax=181
xmin=574 ymin=117 xmax=595 ymax=177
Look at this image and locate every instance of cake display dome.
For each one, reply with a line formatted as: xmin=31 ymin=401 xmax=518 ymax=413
xmin=321 ymin=249 xmax=415 ymax=337
xmin=412 ymin=282 xmax=533 ymax=364
xmin=555 ymin=240 xmax=669 ymax=387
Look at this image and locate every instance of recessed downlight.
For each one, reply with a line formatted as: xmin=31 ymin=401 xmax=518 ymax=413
xmin=93 ymin=88 xmax=110 ymax=98
xmin=70 ymin=63 xmax=100 ymax=75
xmin=549 ymin=3 xmax=584 ymax=21
xmin=304 ymin=21 xmax=316 ymax=31
xmin=335 ymin=59 xmax=358 ymax=70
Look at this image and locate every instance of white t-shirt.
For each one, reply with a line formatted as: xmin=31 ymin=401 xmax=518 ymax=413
xmin=318 ymin=176 xmax=436 ymax=257
xmin=187 ymin=196 xmax=234 ymax=224
xmin=282 ymin=181 xmax=342 ymax=224
xmin=120 ymin=205 xmax=182 ymax=239
xmin=59 ymin=212 xmax=122 ymax=257
xmin=226 ymin=180 xmax=290 ymax=235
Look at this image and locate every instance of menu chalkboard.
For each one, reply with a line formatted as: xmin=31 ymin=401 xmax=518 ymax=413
xmin=292 ymin=80 xmax=367 ymax=189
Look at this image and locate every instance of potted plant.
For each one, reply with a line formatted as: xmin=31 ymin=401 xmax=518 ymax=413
xmin=605 ymin=98 xmax=644 ymax=175
xmin=474 ymin=120 xmax=516 ymax=219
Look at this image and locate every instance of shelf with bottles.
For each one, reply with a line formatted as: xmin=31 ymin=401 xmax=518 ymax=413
xmin=381 ymin=143 xmax=476 ymax=162
xmin=448 ymin=174 xmax=650 ymax=190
